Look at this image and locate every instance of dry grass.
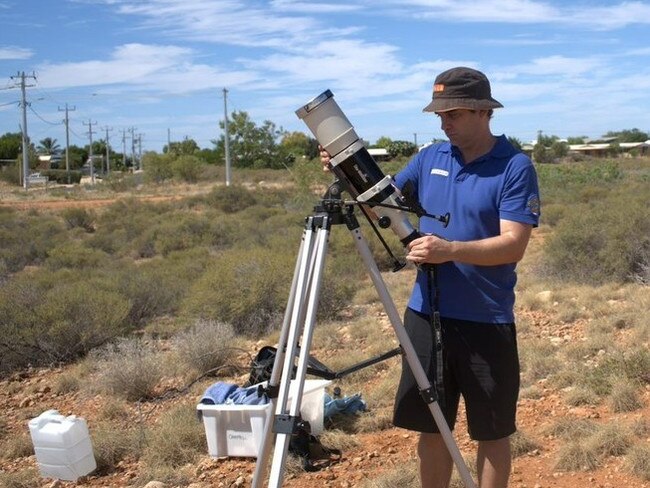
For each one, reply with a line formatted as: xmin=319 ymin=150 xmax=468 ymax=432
xmin=625 ymin=444 xmax=650 ymax=481
xmin=0 ymin=468 xmax=40 ymax=488
xmin=358 ymin=459 xmax=419 ymax=487
xmin=608 ymin=379 xmax=643 ymax=413
xmin=91 ymin=421 xmax=143 ymax=475
xmin=0 ymin=432 xmax=33 ymax=461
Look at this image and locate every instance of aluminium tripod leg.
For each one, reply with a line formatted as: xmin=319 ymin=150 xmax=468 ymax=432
xmin=252 ymin=217 xmax=332 ymax=488
xmin=349 ymin=225 xmax=477 ymax=488
xmin=251 ymin=220 xmax=315 ymax=488
xmin=267 ymin=224 xmax=330 ymax=487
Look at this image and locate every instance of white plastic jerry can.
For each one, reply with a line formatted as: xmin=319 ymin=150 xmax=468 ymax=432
xmin=28 ymin=409 xmax=97 ymax=481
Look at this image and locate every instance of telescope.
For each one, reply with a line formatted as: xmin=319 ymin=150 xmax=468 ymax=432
xmin=296 ymin=90 xmax=424 ymax=247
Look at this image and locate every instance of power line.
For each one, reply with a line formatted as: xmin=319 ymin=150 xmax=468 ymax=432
xmin=28 ymin=105 xmax=61 ymax=126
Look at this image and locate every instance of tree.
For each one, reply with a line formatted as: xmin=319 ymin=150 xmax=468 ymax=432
xmin=37 ymin=137 xmax=61 ymax=155
xmin=567 ymin=136 xmax=587 ymax=144
xmin=387 ymin=140 xmax=417 ymax=158
xmin=166 ymin=138 xmax=200 ymax=156
xmin=550 ymin=140 xmax=569 ymax=159
xmin=142 ymin=152 xmax=173 ymax=183
xmin=604 ymin=128 xmax=649 ymax=143
xmin=537 ymin=132 xmax=559 ymax=146
xmin=65 ymin=145 xmax=89 ymax=170
xmin=212 ymin=111 xmax=291 ymax=169
xmin=532 ymin=144 xmax=553 ymax=164
xmin=374 ymin=136 xmax=393 ymax=148
xmin=280 ymin=131 xmax=318 ymax=159
xmin=0 ymin=132 xmax=23 ymax=161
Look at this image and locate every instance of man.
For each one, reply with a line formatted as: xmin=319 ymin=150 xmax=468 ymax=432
xmin=321 ymin=67 xmax=540 ymax=488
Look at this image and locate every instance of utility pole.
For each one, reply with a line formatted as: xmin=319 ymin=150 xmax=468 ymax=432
xmin=102 ymin=126 xmax=113 ymax=174
xmin=83 ymin=119 xmax=97 ymax=184
xmin=414 ymin=133 xmax=418 ymax=147
xmin=121 ymin=129 xmax=127 ymax=169
xmin=129 ymin=127 xmax=137 ymax=170
xmin=58 ymin=103 xmax=76 ymax=182
xmin=223 ymin=88 xmax=231 ymax=186
xmin=137 ymin=133 xmax=143 ymax=170
xmin=10 ymin=71 xmax=36 ymax=190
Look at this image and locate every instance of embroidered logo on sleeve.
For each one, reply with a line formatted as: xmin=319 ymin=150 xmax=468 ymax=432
xmin=431 ymin=168 xmax=449 ymax=177
xmin=527 ymin=195 xmax=540 ymax=216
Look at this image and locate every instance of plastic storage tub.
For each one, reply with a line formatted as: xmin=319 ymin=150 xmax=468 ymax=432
xmin=197 ymin=379 xmax=330 ymax=458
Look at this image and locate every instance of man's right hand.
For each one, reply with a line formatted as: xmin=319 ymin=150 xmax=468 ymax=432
xmin=319 ymin=145 xmax=332 ymax=172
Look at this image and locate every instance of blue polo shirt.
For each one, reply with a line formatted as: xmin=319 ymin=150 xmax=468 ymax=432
xmin=393 ymin=135 xmax=540 ymax=323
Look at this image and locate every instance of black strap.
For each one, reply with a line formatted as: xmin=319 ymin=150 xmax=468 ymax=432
xmin=425 ymin=264 xmax=444 ymax=406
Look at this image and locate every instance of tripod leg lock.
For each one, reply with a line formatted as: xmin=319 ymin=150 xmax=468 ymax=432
xmin=419 ymin=386 xmax=438 ymax=404
xmin=272 ymin=414 xmax=307 ymax=435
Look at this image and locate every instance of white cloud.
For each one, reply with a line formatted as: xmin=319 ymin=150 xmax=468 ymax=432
xmin=384 ymin=0 xmax=650 ymax=29
xmin=34 ymin=43 xmax=260 ymax=93
xmin=270 ymin=0 xmax=362 ymax=13
xmin=0 ymin=46 xmax=33 ymax=60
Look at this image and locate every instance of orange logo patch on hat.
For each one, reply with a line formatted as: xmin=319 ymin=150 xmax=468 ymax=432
xmin=434 ymin=83 xmax=445 ymax=93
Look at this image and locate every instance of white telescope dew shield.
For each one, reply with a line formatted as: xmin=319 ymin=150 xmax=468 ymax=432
xmin=296 ymin=90 xmax=420 ymax=247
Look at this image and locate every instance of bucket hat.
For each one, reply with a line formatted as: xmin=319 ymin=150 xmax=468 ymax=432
xmin=422 ymin=67 xmax=503 ymax=113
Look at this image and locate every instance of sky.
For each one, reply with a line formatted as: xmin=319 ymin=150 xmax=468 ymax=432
xmin=1 ymin=0 xmax=650 ymax=154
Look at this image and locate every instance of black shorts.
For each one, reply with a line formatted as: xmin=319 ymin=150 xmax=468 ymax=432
xmin=393 ymin=308 xmax=520 ymax=441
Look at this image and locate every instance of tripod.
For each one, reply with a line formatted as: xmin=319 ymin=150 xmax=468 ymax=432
xmin=251 ymin=194 xmax=477 ymax=488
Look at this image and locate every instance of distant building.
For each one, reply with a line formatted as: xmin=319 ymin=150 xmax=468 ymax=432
xmin=368 ymin=147 xmax=390 ymax=161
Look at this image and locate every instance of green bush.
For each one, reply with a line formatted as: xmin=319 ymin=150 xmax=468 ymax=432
xmin=0 ymin=270 xmax=131 ymax=372
xmin=204 ymin=184 xmax=257 ymax=213
xmin=172 ymin=155 xmax=204 ymax=182
xmin=115 ymin=258 xmax=204 ymax=326
xmin=61 ymin=207 xmax=95 ymax=232
xmin=543 ymin=190 xmax=649 ymax=284
xmin=142 ymin=152 xmax=174 ymax=183
xmin=182 ymin=245 xmax=355 ymax=337
xmin=45 ymin=241 xmax=109 ymax=270
xmin=0 ymin=210 xmax=65 ymax=272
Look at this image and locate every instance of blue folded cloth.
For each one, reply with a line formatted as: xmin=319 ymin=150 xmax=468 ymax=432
xmin=200 ymin=382 xmax=268 ymax=405
xmin=324 ymin=392 xmax=367 ymax=419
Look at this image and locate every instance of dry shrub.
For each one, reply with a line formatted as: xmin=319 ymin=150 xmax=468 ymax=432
xmin=554 ymin=441 xmax=600 ymax=471
xmin=608 ymin=379 xmax=643 ymax=413
xmin=626 ymin=444 xmax=650 ymax=481
xmin=586 ymin=423 xmax=632 ymax=458
xmin=52 ymin=372 xmax=81 ymax=394
xmin=0 ymin=469 xmax=40 ymax=488
xmin=545 ymin=417 xmax=599 ymax=440
xmin=91 ymin=422 xmax=142 ymax=474
xmin=88 ymin=337 xmax=164 ymax=401
xmin=511 ymin=430 xmax=540 ymax=458
xmin=0 ymin=432 xmax=33 ymax=461
xmin=564 ymin=386 xmax=600 ymax=407
xmin=171 ymin=319 xmax=242 ymax=376
xmin=141 ymin=403 xmax=206 ymax=470
xmin=359 ymin=460 xmax=419 ymax=488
